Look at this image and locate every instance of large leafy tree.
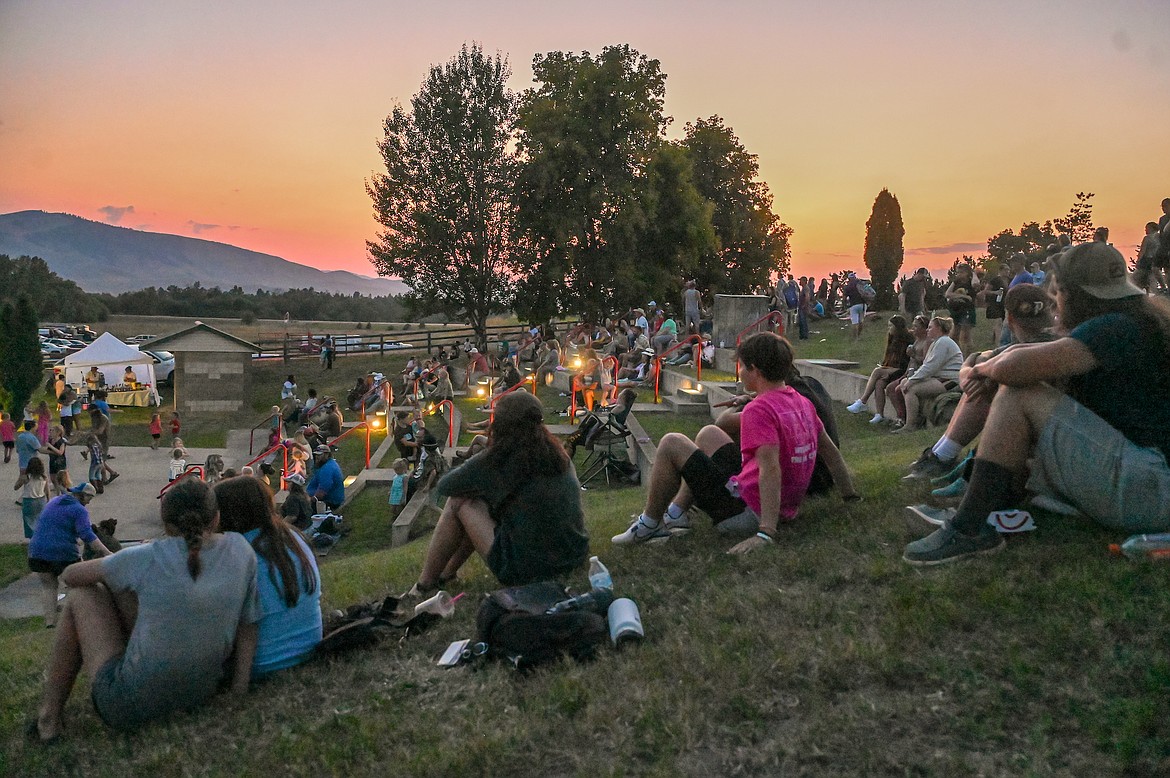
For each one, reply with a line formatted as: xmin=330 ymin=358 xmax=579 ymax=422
xmin=0 ymin=296 xmax=43 ymax=417
xmin=680 ymin=116 xmax=792 ymax=295
xmin=367 ymin=43 xmax=520 ymax=346
xmin=863 ymin=188 xmax=905 ymax=309
xmin=515 ymin=45 xmax=680 ymax=322
xmin=986 ymin=221 xmax=1057 ymax=268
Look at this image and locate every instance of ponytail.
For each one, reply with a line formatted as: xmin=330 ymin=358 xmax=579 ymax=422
xmin=160 ymin=478 xmax=218 ymax=580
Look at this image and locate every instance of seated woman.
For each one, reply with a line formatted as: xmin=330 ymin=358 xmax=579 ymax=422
xmin=280 ymin=473 xmax=315 ymax=530
xmin=534 ymin=340 xmax=561 ymax=386
xmin=905 ymin=241 xmax=1170 ymax=564
xmin=847 ymin=315 xmax=915 ymax=423
xmin=893 ymin=316 xmax=963 ymax=432
xmin=575 ymin=347 xmax=604 ymax=411
xmin=883 ymin=315 xmax=932 ymax=425
xmin=406 ymin=391 xmax=589 ymax=593
xmin=214 ymin=476 xmax=322 ymax=678
xmin=29 ymin=479 xmax=259 ymax=741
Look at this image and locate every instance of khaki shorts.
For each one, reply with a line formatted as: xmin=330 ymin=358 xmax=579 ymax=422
xmin=1028 ymin=395 xmax=1170 ymax=532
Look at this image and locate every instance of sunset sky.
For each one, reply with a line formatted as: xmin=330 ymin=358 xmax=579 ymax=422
xmin=2 ymin=0 xmax=1167 ymax=284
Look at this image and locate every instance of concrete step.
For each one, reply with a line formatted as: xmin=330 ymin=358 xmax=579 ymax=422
xmin=661 ymin=396 xmax=711 ymax=415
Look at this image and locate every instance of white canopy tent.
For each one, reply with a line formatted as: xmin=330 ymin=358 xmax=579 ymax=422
xmin=62 ymin=332 xmax=159 ymax=404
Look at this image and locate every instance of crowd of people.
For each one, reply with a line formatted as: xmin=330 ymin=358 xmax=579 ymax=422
xmin=12 ymin=209 xmax=1170 ymax=742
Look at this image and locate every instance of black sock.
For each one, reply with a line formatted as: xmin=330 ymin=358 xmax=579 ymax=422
xmin=949 ymin=459 xmax=1026 ymax=535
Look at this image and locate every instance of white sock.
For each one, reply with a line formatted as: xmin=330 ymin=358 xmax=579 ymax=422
xmin=639 ymin=512 xmax=660 ymax=528
xmin=665 ymin=503 xmax=686 ymax=521
xmin=932 ymin=437 xmax=962 ymax=462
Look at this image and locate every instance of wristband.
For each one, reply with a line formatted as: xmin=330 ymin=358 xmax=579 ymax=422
xmin=755 ymin=531 xmax=774 ymax=544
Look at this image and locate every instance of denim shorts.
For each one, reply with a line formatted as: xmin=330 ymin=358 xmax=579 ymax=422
xmin=848 ymin=304 xmax=866 ymax=325
xmin=1028 ymin=394 xmax=1170 ymax=532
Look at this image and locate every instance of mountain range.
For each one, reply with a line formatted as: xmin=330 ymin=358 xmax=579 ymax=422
xmin=0 ymin=211 xmax=408 ymax=297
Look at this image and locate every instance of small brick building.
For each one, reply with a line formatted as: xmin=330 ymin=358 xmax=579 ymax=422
xmin=147 ymin=322 xmax=258 ymax=417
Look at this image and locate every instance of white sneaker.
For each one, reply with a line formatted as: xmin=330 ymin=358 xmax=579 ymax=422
xmin=663 ymin=512 xmax=692 ymax=536
xmin=846 ymin=400 xmax=866 ymax=414
xmin=612 ymin=515 xmax=671 ymax=545
xmin=869 ymin=413 xmax=885 ymax=424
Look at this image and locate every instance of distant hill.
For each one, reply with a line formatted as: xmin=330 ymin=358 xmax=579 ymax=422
xmin=0 ymin=211 xmax=408 ymax=297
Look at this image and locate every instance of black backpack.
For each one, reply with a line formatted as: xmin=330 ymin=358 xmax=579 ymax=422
xmin=475 ymin=581 xmax=608 ymax=671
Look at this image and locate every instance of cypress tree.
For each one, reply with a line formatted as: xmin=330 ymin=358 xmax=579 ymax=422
xmin=863 ymin=189 xmax=905 ymax=310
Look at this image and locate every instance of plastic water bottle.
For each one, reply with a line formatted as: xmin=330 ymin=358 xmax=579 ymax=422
xmin=1110 ymin=533 xmax=1170 ymax=561
xmin=588 ymin=556 xmax=613 ymax=590
xmin=608 ymin=598 xmax=644 ymax=648
xmin=546 ymin=588 xmax=615 ymax=615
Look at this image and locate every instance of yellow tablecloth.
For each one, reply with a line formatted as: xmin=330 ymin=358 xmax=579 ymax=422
xmin=103 ymin=389 xmax=154 ymax=407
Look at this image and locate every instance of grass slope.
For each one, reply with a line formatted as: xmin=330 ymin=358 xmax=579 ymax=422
xmin=3 ymin=315 xmax=1169 ymax=775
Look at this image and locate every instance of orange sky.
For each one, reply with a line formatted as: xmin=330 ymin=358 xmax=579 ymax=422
xmin=1 ymin=1 xmax=1167 ymax=285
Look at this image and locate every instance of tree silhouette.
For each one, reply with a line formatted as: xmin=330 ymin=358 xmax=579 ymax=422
xmin=863 ymin=189 xmax=905 ymax=309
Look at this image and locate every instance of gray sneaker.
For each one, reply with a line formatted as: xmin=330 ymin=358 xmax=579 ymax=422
xmin=902 ymin=525 xmax=1005 ymax=566
xmin=612 ymin=515 xmax=671 ymax=545
xmin=902 ymin=451 xmax=955 ymax=481
xmin=904 ymin=504 xmax=956 ymax=527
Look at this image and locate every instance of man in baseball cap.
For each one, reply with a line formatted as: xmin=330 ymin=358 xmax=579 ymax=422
xmin=904 ymin=240 xmax=1170 ymax=566
xmin=307 ymin=445 xmax=344 ymax=511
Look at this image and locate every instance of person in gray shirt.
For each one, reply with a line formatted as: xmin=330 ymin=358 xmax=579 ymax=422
xmin=28 ymin=479 xmax=260 ymax=741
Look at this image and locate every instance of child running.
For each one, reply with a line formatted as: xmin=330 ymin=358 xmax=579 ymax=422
xmin=149 ymin=412 xmax=162 ymax=450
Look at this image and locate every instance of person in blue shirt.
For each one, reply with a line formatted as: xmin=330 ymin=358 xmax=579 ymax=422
xmin=28 ymin=483 xmax=111 ymax=627
xmin=214 ymin=475 xmax=321 ymax=679
xmin=306 ymin=445 xmax=344 ymax=510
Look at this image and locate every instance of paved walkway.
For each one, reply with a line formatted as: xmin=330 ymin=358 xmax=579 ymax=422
xmin=0 ymin=430 xmax=255 ymax=619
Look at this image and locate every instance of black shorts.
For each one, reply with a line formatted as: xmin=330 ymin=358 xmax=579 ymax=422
xmin=29 ymin=557 xmax=78 ymax=576
xmin=2 ymin=441 xmax=12 ymax=450
xmin=680 ymin=442 xmax=747 ymax=522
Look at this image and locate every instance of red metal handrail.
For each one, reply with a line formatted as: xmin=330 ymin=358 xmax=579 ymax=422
xmin=653 ymin=336 xmax=703 ymax=403
xmin=243 ymin=443 xmax=291 ymax=491
xmin=331 ymin=422 xmax=371 ymax=469
xmin=488 ymin=373 xmax=537 ymax=423
xmin=359 ymin=382 xmax=393 ymax=423
xmin=249 ymin=412 xmax=280 ymax=456
xmin=157 ymin=465 xmax=205 ymax=499
xmin=735 ymin=311 xmax=784 ymax=381
xmin=422 ymin=400 xmax=456 ymax=447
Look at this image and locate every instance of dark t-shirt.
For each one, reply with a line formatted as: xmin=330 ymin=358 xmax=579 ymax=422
xmin=984 ymin=276 xmax=1007 ymax=319
xmin=436 ymin=453 xmax=589 ymax=585
xmin=900 ymin=277 xmax=925 ymax=315
xmin=1068 ymin=312 xmax=1170 ymax=460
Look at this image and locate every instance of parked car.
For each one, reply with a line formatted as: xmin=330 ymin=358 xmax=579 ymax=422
xmin=39 ymin=341 xmax=67 ymax=355
xmin=142 ymin=350 xmax=175 ymax=385
xmin=126 ymin=334 xmax=157 ymax=344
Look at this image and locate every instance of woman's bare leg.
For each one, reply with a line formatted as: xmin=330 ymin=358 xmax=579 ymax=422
xmin=37 ymin=573 xmax=59 ymax=627
xmin=418 ymin=497 xmax=496 ymax=587
xmin=36 ymin=585 xmax=130 ymax=741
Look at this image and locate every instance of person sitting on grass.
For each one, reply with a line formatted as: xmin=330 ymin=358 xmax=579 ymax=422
xmin=904 ymin=283 xmax=1057 ymax=486
xmin=903 ymin=241 xmax=1170 ymax=565
xmin=28 ymin=479 xmax=259 ymax=742
xmin=214 ymin=475 xmax=322 ymax=679
xmin=846 ymin=314 xmax=915 ymax=424
xmin=280 ymin=473 xmax=315 ymax=531
xmin=892 ymin=316 xmax=963 ymax=432
xmin=612 ymin=332 xmax=859 ymax=553
xmin=405 ymin=391 xmax=588 ymax=594
xmin=28 ymin=482 xmax=111 ymax=629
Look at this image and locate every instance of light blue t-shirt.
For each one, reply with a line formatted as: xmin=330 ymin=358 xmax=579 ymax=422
xmin=389 ymin=473 xmax=408 ymax=506
xmin=243 ymin=528 xmax=322 ymax=677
